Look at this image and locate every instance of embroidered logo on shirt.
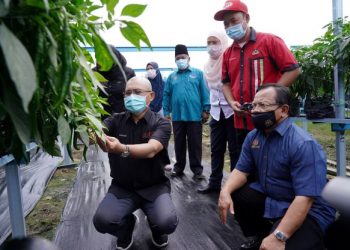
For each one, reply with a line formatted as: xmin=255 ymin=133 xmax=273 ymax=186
xmin=252 ymin=49 xmax=260 ymax=55
xmin=251 ymin=139 xmax=260 ymax=149
xmin=189 ymin=73 xmax=197 ymax=79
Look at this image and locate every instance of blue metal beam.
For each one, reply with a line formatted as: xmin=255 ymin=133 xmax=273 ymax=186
xmin=84 ymin=46 xmax=207 ymax=53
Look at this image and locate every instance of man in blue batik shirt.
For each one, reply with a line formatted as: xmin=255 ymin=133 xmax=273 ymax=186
xmin=163 ymin=44 xmax=210 ymax=180
xmin=218 ymin=84 xmax=335 ymax=250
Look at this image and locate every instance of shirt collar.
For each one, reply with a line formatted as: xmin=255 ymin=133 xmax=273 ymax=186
xmin=249 ymin=27 xmax=256 ymax=42
xmin=274 ymin=118 xmax=292 ymax=136
xmin=232 ymin=27 xmax=256 ymax=48
xmin=125 ymin=108 xmax=152 ymax=123
xmin=176 ymin=66 xmax=192 ymax=73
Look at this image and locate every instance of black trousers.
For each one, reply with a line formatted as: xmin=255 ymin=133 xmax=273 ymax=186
xmin=232 ymin=184 xmax=325 ymax=250
xmin=93 ymin=192 xmax=178 ymax=241
xmin=208 ymin=112 xmax=239 ymax=188
xmin=235 ymin=128 xmax=250 ymax=154
xmin=172 ymin=121 xmax=203 ymax=175
xmin=324 ymin=214 xmax=350 ymax=250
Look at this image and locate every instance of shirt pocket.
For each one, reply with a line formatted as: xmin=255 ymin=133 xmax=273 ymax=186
xmin=268 ymin=153 xmax=291 ymax=182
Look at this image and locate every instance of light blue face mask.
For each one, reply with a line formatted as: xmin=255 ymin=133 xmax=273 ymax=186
xmin=226 ymin=23 xmax=246 ymax=41
xmin=176 ymin=58 xmax=189 ymax=70
xmin=124 ymin=94 xmax=147 ymax=114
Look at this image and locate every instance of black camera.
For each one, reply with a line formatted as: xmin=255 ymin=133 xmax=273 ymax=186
xmin=240 ymin=103 xmax=253 ymax=111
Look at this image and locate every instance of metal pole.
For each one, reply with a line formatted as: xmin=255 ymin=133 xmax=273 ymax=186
xmin=4 ymin=161 xmax=26 ymax=238
xmin=332 ymin=0 xmax=346 ymax=176
xmin=302 ymin=120 xmax=308 ymax=131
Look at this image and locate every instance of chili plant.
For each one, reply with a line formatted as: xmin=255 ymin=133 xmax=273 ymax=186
xmin=0 ymin=0 xmax=150 ymax=161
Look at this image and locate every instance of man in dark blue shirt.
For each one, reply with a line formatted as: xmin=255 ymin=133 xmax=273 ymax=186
xmin=93 ymin=76 xmax=178 ymax=250
xmin=218 ymin=84 xmax=335 ymax=250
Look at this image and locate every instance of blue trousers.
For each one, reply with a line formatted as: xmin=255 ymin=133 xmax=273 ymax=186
xmin=93 ymin=192 xmax=178 ymax=241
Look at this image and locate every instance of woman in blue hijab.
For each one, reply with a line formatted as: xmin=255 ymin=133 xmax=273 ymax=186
xmin=146 ymin=62 xmax=164 ymax=116
xmin=146 ymin=62 xmax=172 ymax=171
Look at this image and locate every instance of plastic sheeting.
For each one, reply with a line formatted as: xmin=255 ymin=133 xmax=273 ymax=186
xmin=0 ymin=149 xmax=62 ymax=245
xmin=54 ymin=145 xmax=244 ymax=249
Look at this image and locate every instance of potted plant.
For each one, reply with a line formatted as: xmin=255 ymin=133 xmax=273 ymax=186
xmin=291 ymin=18 xmax=350 ymax=118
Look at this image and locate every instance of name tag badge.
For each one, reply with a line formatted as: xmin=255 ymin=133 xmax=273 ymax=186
xmin=189 ymin=73 xmax=197 ymax=79
xmin=251 ymin=139 xmax=260 ymax=149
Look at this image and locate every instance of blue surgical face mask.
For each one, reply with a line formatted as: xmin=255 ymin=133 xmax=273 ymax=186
xmin=124 ymin=94 xmax=147 ymax=114
xmin=225 ymin=23 xmax=246 ymax=40
xmin=176 ymin=58 xmax=189 ymax=70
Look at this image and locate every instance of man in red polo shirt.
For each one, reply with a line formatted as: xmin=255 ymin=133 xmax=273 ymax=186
xmin=214 ymin=0 xmax=301 ymax=155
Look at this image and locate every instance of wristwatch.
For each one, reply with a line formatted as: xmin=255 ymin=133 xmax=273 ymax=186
xmin=120 ymin=145 xmax=130 ymax=158
xmin=273 ymin=230 xmax=288 ymax=242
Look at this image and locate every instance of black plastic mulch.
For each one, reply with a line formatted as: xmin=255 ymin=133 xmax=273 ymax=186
xmin=54 ymin=145 xmax=244 ymax=250
xmin=0 ymin=149 xmax=62 ymax=245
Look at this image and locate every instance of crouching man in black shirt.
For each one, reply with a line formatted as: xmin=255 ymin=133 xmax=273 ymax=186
xmin=93 ymin=76 xmax=178 ymax=250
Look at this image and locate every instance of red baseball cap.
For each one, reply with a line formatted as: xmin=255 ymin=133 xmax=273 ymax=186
xmin=214 ymin=0 xmax=249 ymax=21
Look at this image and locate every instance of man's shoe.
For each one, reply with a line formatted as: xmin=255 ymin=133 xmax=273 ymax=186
xmin=116 ymin=214 xmax=139 ymax=250
xmin=151 ymin=233 xmax=169 ymax=248
xmin=240 ymin=236 xmax=262 ymax=250
xmin=192 ymin=173 xmax=206 ymax=181
xmin=197 ymin=185 xmax=220 ymax=194
xmin=170 ymin=170 xmax=183 ymax=177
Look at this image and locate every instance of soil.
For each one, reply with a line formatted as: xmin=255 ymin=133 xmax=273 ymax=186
xmin=25 ymin=148 xmax=83 ymax=240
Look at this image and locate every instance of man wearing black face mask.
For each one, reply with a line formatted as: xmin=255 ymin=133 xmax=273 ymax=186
xmin=218 ymin=84 xmax=335 ymax=250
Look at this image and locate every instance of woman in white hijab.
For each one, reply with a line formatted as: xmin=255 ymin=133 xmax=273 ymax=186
xmin=198 ymin=30 xmax=239 ymax=194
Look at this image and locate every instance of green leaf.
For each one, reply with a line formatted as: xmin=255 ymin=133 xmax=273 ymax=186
xmin=121 ymin=4 xmax=147 ymax=18
xmin=78 ymin=53 xmax=107 ymax=95
xmin=76 ymin=68 xmax=95 ymax=111
xmin=340 ymin=37 xmax=350 ymax=52
xmin=0 ymin=23 xmax=37 ymax=113
xmin=93 ymin=34 xmax=114 ymax=71
xmin=58 ymin=115 xmax=71 ymax=145
xmin=120 ymin=20 xmax=151 ymax=49
xmin=106 ymin=0 xmax=119 ymax=14
xmin=104 ymin=20 xmax=115 ymax=29
xmin=3 ymin=88 xmax=31 ymax=144
xmin=75 ymin=125 xmax=87 ymax=133
xmin=94 ymin=71 xmax=108 ymax=82
xmin=88 ymin=15 xmax=101 ymax=22
xmin=86 ymin=113 xmax=103 ymax=131
xmin=25 ymin=0 xmax=49 ymax=10
xmin=87 ymin=5 xmax=103 ymax=13
xmin=79 ymin=130 xmax=90 ymax=147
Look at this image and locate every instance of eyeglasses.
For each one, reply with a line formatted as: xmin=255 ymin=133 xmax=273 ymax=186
xmin=251 ymin=102 xmax=280 ymax=109
xmin=124 ymin=89 xmax=152 ymax=96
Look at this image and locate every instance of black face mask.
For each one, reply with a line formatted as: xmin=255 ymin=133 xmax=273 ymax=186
xmin=251 ymin=111 xmax=277 ymax=130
